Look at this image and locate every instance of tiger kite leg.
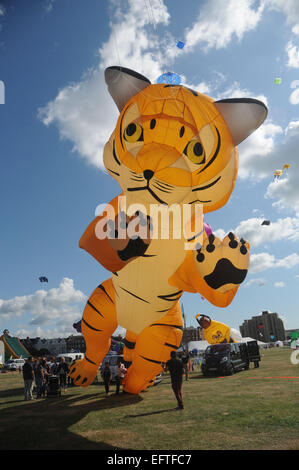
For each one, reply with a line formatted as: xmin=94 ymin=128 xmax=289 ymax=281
xmin=123 ymin=330 xmax=138 ymax=363
xmin=69 ymin=278 xmax=117 ymax=387
xmin=122 ymin=302 xmax=183 ymax=394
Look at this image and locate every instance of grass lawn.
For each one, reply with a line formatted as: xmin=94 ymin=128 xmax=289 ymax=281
xmin=0 ymin=347 xmax=298 ymax=451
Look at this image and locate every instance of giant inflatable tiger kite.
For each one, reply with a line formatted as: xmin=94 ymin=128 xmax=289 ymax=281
xmin=69 ymin=66 xmax=267 ymax=394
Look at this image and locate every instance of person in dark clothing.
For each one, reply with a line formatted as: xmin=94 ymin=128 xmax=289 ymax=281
xmin=181 ymin=351 xmax=190 ymax=381
xmin=165 ymin=351 xmax=184 ymax=410
xmin=22 ymin=357 xmax=35 ymax=401
xmin=101 ymin=362 xmax=112 ymax=396
xmin=35 ymin=359 xmax=48 ymax=398
xmin=56 ymin=357 xmax=69 ymax=392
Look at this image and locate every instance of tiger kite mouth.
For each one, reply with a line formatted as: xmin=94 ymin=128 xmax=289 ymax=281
xmin=127 ymin=184 xmax=167 ymax=205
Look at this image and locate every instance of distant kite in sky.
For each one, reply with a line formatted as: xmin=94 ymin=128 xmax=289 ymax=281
xmin=176 ymin=41 xmax=185 ymax=49
xmin=274 ymin=164 xmax=290 ymax=180
xmin=274 ymin=78 xmax=282 ymax=85
xmin=261 ymin=220 xmax=270 ymax=226
xmin=39 ymin=276 xmax=48 ymax=282
xmin=157 ymin=72 xmax=181 ymax=85
xmin=274 ymin=169 xmax=283 ymax=179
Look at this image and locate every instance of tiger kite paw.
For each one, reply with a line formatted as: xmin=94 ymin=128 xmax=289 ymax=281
xmin=195 ymin=232 xmax=250 ymax=293
xmin=69 ymin=358 xmax=98 ymax=387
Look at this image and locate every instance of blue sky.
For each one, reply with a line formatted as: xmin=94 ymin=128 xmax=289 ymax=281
xmin=1 ymin=0 xmax=299 ymax=340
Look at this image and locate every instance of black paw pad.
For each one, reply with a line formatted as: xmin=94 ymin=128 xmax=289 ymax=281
xmin=229 ymin=240 xmax=238 ymax=248
xmin=228 ymin=233 xmax=238 ymax=248
xmin=240 ymin=239 xmax=247 ymax=255
xmin=206 ymin=244 xmax=215 ymax=253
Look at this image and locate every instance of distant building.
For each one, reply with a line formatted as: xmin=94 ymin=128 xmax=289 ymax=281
xmin=21 ymin=337 xmax=69 ymax=356
xmin=66 ymin=335 xmax=86 ymax=353
xmin=181 ymin=326 xmax=200 ymax=346
xmin=240 ymin=311 xmax=286 ymax=342
xmin=21 ymin=333 xmax=121 ymax=356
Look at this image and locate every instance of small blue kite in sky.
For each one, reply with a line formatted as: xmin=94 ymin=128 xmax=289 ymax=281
xmin=176 ymin=41 xmax=185 ymax=49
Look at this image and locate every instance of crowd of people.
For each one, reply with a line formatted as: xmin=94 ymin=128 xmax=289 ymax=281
xmin=21 ymin=350 xmax=194 ymax=407
xmin=21 ymin=355 xmax=130 ymax=401
xmin=22 ymin=356 xmax=71 ymax=401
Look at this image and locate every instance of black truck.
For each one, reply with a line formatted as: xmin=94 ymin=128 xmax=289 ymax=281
xmin=201 ymin=340 xmax=261 ymax=376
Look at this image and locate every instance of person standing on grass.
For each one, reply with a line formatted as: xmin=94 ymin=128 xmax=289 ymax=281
xmin=22 ymin=356 xmax=35 ymax=401
xmin=101 ymin=362 xmax=112 ymax=396
xmin=165 ymin=351 xmax=184 ymax=410
xmin=115 ymin=358 xmax=127 ymax=394
xmin=181 ymin=350 xmax=190 ymax=381
xmin=35 ymin=359 xmax=48 ymax=399
xmin=56 ymin=357 xmax=69 ymax=392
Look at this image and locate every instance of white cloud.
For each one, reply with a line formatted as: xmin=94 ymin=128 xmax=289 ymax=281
xmin=234 ymin=119 xmax=299 ymax=214
xmin=44 ymin=0 xmax=56 ymax=13
xmin=250 ymin=252 xmax=299 ymax=272
xmin=184 ymin=0 xmax=264 ymax=52
xmin=263 ymin=0 xmax=299 ymax=35
xmin=232 ymin=216 xmax=299 ymax=248
xmin=0 ymin=4 xmax=5 ymax=32
xmin=38 ymin=71 xmax=118 ymax=168
xmin=274 ymin=281 xmax=285 ymax=287
xmin=0 ymin=278 xmax=86 ymax=338
xmin=285 ymin=120 xmax=299 ymax=137
xmin=237 ymin=122 xmax=282 ymax=180
xmin=292 ymin=24 xmax=299 ymax=35
xmin=243 ymin=278 xmax=265 ymax=288
xmin=38 ymin=0 xmax=172 ymax=169
xmin=37 ymin=0 xmax=299 ymax=189
xmin=286 ymin=41 xmax=299 ymax=68
xmin=264 ymin=123 xmax=299 ymax=212
xmin=289 ymin=87 xmax=299 ymax=105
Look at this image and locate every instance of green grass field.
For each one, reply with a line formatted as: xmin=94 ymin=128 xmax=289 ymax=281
xmin=0 ymin=347 xmax=298 ymax=450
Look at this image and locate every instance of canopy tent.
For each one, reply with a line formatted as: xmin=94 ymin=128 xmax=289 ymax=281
xmin=187 ymin=340 xmax=210 ymax=353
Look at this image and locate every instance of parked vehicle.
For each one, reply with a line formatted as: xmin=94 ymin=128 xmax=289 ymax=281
xmin=201 ymin=340 xmax=260 ymax=377
xmin=56 ymin=353 xmax=84 ymax=364
xmin=4 ymin=358 xmax=26 ymax=371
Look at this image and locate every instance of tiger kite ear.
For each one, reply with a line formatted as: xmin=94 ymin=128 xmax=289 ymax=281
xmin=105 ymin=66 xmax=151 ymax=112
xmin=213 ymin=98 xmax=268 ymax=146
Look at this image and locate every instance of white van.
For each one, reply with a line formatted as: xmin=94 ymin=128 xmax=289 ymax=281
xmin=4 ymin=358 xmax=26 ymax=371
xmin=57 ymin=353 xmax=84 ymax=364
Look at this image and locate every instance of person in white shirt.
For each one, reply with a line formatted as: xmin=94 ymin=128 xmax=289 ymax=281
xmin=115 ymin=358 xmax=127 ymax=394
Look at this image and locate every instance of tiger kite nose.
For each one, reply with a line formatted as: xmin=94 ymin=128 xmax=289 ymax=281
xmin=143 ymin=169 xmax=154 ymax=181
